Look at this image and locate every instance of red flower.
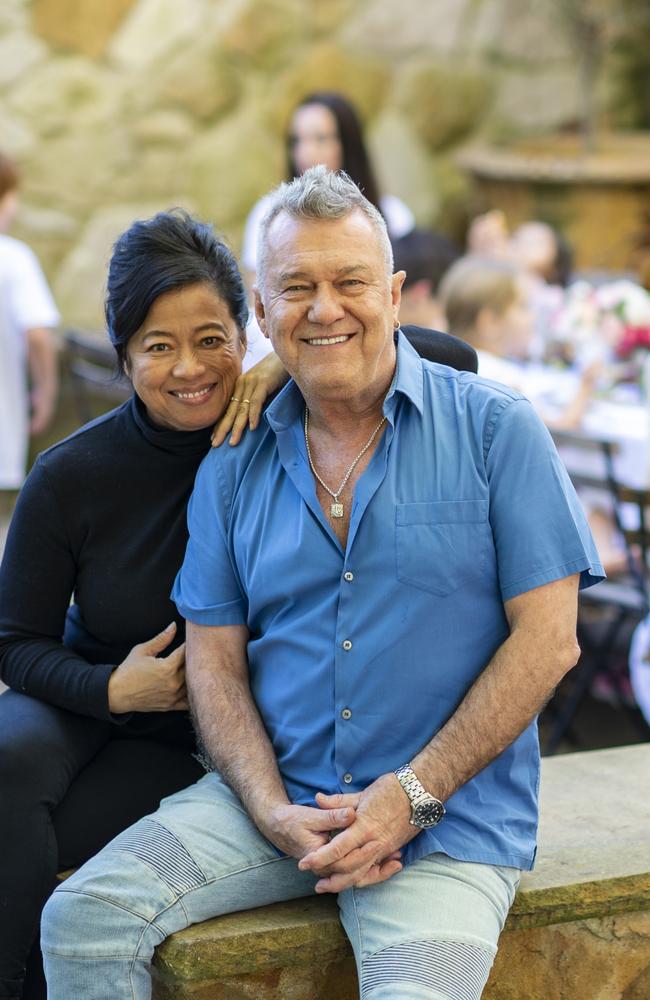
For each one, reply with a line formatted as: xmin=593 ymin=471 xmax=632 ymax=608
xmin=617 ymin=325 xmax=650 ymax=358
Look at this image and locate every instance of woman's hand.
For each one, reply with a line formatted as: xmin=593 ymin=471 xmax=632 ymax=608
xmin=107 ymin=622 xmax=188 ymax=714
xmin=211 ymin=353 xmax=288 ymax=447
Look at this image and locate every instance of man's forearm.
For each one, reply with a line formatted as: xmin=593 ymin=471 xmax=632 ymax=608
xmin=412 ymin=578 xmax=581 ymax=801
xmin=186 ymin=623 xmax=290 ymax=830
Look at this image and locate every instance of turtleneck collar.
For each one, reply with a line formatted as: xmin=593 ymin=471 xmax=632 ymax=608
xmin=129 ymin=393 xmax=214 ymax=457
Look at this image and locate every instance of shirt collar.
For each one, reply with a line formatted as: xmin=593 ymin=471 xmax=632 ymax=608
xmin=265 ymin=329 xmax=424 ymax=432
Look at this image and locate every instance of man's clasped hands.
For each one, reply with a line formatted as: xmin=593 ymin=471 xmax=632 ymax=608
xmin=263 ymin=773 xmax=421 ymax=893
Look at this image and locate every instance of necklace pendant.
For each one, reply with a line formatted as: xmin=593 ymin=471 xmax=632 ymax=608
xmin=330 ymin=502 xmax=344 ymax=519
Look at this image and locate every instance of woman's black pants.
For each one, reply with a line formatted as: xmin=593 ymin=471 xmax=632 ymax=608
xmin=0 ymin=690 xmax=203 ymax=999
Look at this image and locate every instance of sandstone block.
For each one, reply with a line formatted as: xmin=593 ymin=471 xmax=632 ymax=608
xmin=108 ymin=0 xmax=203 ymax=70
xmin=495 ymin=64 xmax=582 ymax=133
xmin=308 ymin=0 xmax=358 ymax=37
xmin=367 ymin=109 xmax=439 ymax=224
xmin=32 ymin=0 xmax=136 ymax=58
xmin=148 ymin=46 xmax=241 ymax=123
xmin=187 ymin=109 xmax=283 ymax=231
xmin=399 ymin=62 xmax=493 ymax=152
xmin=53 ymin=203 xmax=174 ymax=329
xmin=0 ymin=0 xmax=29 ymax=33
xmin=7 ymin=56 xmax=122 ymax=138
xmin=491 ymin=0 xmax=574 ymax=63
xmin=23 ymin=126 xmax=133 ymax=213
xmin=269 ymin=43 xmax=390 ymax=134
xmin=131 ymin=110 xmax=195 ymax=146
xmin=0 ymin=108 xmax=36 ymax=158
xmin=341 ymin=0 xmax=473 ymax=54
xmin=0 ymin=31 xmax=46 ymax=89
xmin=220 ymin=0 xmax=309 ymax=71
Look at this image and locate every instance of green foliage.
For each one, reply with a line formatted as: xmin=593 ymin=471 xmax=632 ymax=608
xmin=607 ymin=0 xmax=650 ymax=127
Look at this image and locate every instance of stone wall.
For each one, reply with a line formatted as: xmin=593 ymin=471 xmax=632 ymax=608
xmin=1 ymin=0 xmax=598 ymax=328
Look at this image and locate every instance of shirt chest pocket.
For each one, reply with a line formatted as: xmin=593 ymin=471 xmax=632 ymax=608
xmin=396 ymin=499 xmax=489 ymax=597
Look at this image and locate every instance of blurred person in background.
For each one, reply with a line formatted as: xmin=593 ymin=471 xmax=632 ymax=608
xmin=466 ymin=210 xmax=572 ymax=361
xmin=439 ymin=255 xmax=599 ymax=428
xmin=391 ymin=228 xmax=460 ymax=331
xmin=440 ymin=254 xmax=624 ymax=574
xmin=467 ymin=211 xmax=572 ymax=288
xmin=0 ymin=152 xmax=59 ymax=522
xmin=241 ymin=91 xmax=415 ymax=283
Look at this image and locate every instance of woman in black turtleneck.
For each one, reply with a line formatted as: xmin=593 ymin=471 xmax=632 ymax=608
xmin=0 ymin=210 xmax=285 ymax=1000
xmin=0 ymin=207 xmax=476 ymax=1000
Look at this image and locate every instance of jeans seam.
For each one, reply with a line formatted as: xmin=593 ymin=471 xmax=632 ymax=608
xmin=350 ymin=887 xmax=368 ymax=976
xmin=52 ymin=853 xmax=299 ymax=954
xmin=46 ymin=888 xmax=169 ymax=941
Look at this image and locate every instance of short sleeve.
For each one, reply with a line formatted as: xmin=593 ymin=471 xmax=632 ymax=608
xmin=8 ymin=241 xmax=59 ymax=331
xmin=172 ymin=450 xmax=248 ymax=625
xmin=486 ymin=398 xmax=605 ymax=601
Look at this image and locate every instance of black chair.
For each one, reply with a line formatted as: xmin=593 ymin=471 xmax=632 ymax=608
xmin=543 ymin=429 xmax=650 ymax=753
xmin=64 ymin=329 xmax=130 ymax=424
xmin=401 ymin=325 xmax=478 ymax=374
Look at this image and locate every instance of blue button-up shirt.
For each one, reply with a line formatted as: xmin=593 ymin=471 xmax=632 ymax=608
xmin=173 ymin=333 xmax=603 ymax=870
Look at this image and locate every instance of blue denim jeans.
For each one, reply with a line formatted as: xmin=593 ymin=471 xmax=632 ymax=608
xmin=41 ymin=773 xmax=519 ymax=1000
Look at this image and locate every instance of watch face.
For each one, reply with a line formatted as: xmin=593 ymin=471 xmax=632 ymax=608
xmin=413 ymin=797 xmax=445 ymax=828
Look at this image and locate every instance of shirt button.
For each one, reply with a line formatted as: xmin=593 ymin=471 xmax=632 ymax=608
xmin=341 ymin=708 xmax=352 ymax=720
xmin=342 ymin=639 xmax=352 ymax=651
xmin=343 ymin=571 xmax=354 ymax=582
xmin=343 ymin=772 xmax=353 ymax=784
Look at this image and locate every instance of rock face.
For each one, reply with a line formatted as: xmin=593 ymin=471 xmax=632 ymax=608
xmin=1 ymin=0 xmax=642 ymax=327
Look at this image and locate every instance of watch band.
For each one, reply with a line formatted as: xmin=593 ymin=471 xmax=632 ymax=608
xmin=394 ymin=764 xmax=430 ymax=808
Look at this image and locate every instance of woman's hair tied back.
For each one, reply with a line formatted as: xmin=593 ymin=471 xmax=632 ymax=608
xmin=105 ymin=209 xmax=248 ymax=368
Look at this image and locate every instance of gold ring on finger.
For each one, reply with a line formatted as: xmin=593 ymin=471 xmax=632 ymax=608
xmin=230 ymin=396 xmax=240 ymax=403
xmin=242 ymin=399 xmax=251 ymax=405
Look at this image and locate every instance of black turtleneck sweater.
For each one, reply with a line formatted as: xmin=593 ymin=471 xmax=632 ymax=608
xmin=0 ymin=327 xmax=476 ymax=738
xmin=0 ymin=394 xmax=210 ymax=744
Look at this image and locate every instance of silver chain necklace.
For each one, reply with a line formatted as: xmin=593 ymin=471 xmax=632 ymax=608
xmin=304 ymin=407 xmax=387 ymax=519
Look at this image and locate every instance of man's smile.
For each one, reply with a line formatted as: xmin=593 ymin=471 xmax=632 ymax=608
xmin=304 ymin=334 xmax=354 ymax=346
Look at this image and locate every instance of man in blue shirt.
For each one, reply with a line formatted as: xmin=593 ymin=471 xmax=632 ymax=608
xmin=43 ymin=168 xmax=603 ymax=1000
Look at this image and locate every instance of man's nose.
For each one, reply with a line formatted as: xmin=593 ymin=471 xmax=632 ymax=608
xmin=308 ymin=286 xmax=345 ymax=324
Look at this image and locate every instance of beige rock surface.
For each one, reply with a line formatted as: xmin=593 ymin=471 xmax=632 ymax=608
xmin=187 ymin=108 xmax=283 ymax=232
xmin=7 ymin=56 xmax=123 ymax=138
xmin=0 ymin=31 xmax=47 ymax=88
xmin=0 ymin=0 xmax=629 ymax=325
xmin=341 ymin=0 xmax=473 ymax=54
xmin=54 ymin=203 xmax=178 ymax=329
xmin=398 ymin=62 xmax=494 ymax=152
xmin=368 ymin=109 xmax=440 ymax=223
xmin=107 ymin=0 xmax=204 ymax=70
xmin=32 ymin=0 xmax=136 ymax=58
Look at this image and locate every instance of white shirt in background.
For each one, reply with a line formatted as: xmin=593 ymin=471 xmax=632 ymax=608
xmin=0 ymin=235 xmax=59 ymax=489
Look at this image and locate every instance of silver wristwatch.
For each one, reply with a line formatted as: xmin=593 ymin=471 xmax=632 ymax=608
xmin=394 ymin=764 xmax=445 ymax=829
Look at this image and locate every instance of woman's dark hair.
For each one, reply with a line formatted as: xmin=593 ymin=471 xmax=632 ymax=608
xmin=549 ymin=231 xmax=574 ymax=288
xmin=105 ymin=209 xmax=248 ymax=368
xmin=286 ymin=92 xmax=382 ymax=213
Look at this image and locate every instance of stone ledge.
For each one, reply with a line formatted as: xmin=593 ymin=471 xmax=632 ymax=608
xmin=153 ymin=873 xmax=650 ymax=982
xmin=153 ymin=744 xmax=650 ymax=997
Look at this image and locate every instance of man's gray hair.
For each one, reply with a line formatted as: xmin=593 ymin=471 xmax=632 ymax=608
xmin=256 ymin=165 xmax=394 ymax=291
